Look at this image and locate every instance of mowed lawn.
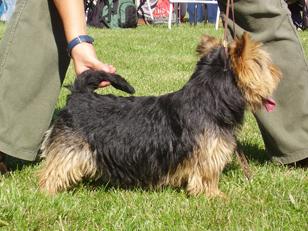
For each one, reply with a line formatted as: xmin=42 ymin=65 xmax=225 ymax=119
xmin=0 ymin=22 xmax=307 ymax=230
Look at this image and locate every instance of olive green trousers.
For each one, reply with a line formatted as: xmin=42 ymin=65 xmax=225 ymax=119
xmin=218 ymin=0 xmax=308 ymax=164
xmin=0 ymin=0 xmax=70 ymax=161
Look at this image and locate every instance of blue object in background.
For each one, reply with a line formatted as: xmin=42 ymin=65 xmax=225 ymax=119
xmin=0 ymin=0 xmax=15 ymax=21
xmin=187 ymin=3 xmax=204 ymax=24
xmin=207 ymin=2 xmax=218 ymax=23
xmin=0 ymin=0 xmax=5 ymax=17
xmin=187 ymin=1 xmax=218 ymax=24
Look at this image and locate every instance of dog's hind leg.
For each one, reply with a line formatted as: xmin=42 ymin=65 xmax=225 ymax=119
xmin=38 ymin=128 xmax=100 ymax=194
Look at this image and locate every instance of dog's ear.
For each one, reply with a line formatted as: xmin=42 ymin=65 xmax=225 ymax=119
xmin=228 ymin=32 xmax=282 ymax=111
xmin=228 ymin=32 xmax=260 ymax=73
xmin=196 ymin=35 xmax=221 ymax=57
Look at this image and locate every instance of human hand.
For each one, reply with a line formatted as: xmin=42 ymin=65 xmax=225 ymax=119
xmin=70 ymin=42 xmax=116 ymax=87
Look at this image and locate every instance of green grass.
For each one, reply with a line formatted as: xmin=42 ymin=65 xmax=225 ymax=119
xmin=1 ymin=23 xmax=308 ymax=230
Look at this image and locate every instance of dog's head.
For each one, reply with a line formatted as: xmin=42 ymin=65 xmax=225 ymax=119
xmin=196 ymin=32 xmax=282 ymax=112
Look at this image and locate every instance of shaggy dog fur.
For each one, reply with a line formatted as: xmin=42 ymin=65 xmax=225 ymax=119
xmin=39 ymin=33 xmax=281 ymax=196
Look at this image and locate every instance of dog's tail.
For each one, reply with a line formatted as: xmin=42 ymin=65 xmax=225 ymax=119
xmin=71 ymin=70 xmax=135 ymax=94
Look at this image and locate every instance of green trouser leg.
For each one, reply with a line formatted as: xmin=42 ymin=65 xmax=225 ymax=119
xmin=0 ymin=0 xmax=70 ymax=161
xmin=218 ymin=0 xmax=308 ymax=164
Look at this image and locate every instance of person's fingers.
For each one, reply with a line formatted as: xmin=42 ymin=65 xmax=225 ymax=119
xmin=71 ymin=43 xmax=117 ymax=88
xmin=99 ymin=81 xmax=111 ymax=87
xmin=91 ymin=62 xmax=116 ymax=88
xmin=94 ymin=62 xmax=116 ymax=74
xmin=107 ymin=64 xmax=116 ymax=73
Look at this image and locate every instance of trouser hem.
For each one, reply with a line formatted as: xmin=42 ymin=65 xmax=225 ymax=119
xmin=0 ymin=141 xmax=38 ymax=161
xmin=271 ymin=149 xmax=308 ymax=164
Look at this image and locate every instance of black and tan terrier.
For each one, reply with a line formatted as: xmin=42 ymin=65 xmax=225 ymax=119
xmin=39 ymin=33 xmax=281 ymax=196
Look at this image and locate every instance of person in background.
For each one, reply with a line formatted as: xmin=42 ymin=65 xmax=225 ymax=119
xmin=206 ymin=0 xmax=218 ymax=24
xmin=187 ymin=2 xmax=218 ymax=25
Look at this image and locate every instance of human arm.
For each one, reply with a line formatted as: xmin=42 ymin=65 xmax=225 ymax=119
xmin=53 ymin=0 xmax=114 ymax=86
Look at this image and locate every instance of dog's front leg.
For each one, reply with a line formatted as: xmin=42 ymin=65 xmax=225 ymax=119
xmin=186 ymin=134 xmax=235 ymax=197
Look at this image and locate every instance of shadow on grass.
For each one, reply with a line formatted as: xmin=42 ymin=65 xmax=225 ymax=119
xmin=223 ymin=141 xmax=271 ymax=176
xmin=3 ymin=155 xmax=38 ymax=172
xmin=82 ymin=179 xmax=177 ymax=195
xmin=238 ymin=142 xmax=271 ymax=164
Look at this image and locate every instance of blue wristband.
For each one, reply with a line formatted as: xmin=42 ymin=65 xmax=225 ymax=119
xmin=67 ymin=35 xmax=94 ymax=56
